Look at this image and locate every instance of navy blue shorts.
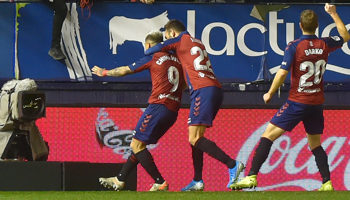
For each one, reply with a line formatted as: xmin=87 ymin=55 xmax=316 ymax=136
xmin=270 ymin=100 xmax=324 ymax=134
xmin=133 ymin=104 xmax=178 ymax=144
xmin=188 ymin=86 xmax=223 ymax=127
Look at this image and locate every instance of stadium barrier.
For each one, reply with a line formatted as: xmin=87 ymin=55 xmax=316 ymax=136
xmin=32 ymin=107 xmax=350 ymax=191
xmin=1 ymin=0 xmax=350 ymax=192
xmin=0 ymin=161 xmax=137 ymax=191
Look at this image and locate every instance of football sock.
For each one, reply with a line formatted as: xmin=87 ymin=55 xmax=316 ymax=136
xmin=312 ymin=146 xmax=330 ymax=184
xmin=195 ymin=137 xmax=236 ymax=169
xmin=191 ymin=145 xmax=203 ymax=181
xmin=135 ymin=148 xmax=165 ymax=184
xmin=248 ymin=137 xmax=273 ymax=176
xmin=117 ymin=153 xmax=139 ymax=182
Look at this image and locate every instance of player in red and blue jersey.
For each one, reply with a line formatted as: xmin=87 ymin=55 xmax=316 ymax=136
xmin=92 ymin=31 xmax=185 ymax=191
xmin=231 ymin=4 xmax=350 ymax=191
xmin=146 ymin=20 xmax=245 ymax=191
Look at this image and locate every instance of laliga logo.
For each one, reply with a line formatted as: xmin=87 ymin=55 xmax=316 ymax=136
xmin=95 ymin=108 xmax=157 ymax=159
xmin=236 ymin=122 xmax=350 ymax=191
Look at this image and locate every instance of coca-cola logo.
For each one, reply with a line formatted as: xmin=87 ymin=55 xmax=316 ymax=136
xmin=95 ymin=108 xmax=157 ymax=159
xmin=236 ymin=122 xmax=350 ymax=191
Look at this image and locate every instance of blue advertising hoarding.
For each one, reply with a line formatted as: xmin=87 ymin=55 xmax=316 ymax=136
xmin=1 ymin=2 xmax=349 ymax=82
xmin=0 ymin=3 xmax=15 ymax=79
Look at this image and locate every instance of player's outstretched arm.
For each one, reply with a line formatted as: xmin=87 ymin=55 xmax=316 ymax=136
xmin=91 ymin=65 xmax=133 ymax=77
xmin=325 ymin=3 xmax=350 ymax=43
xmin=263 ymin=69 xmax=289 ymax=104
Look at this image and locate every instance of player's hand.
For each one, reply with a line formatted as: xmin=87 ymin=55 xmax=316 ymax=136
xmin=325 ymin=3 xmax=336 ymax=15
xmin=140 ymin=0 xmax=154 ymax=4
xmin=263 ymin=93 xmax=273 ymax=104
xmin=91 ymin=66 xmax=105 ymax=77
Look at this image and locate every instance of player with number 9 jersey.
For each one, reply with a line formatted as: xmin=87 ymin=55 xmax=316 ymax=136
xmin=281 ymin=35 xmax=344 ymax=105
xmin=129 ymin=51 xmax=184 ymax=112
xmin=94 ymin=31 xmax=185 ymax=190
xmin=145 ymin=24 xmax=223 ymax=127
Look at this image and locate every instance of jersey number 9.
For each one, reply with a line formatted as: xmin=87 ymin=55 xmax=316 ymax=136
xmin=168 ymin=66 xmax=179 ymax=93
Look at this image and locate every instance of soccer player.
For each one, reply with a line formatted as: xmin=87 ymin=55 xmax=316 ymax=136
xmin=91 ymin=31 xmax=185 ymax=191
xmin=230 ymin=3 xmax=350 ymax=191
xmin=146 ymin=20 xmax=245 ymax=191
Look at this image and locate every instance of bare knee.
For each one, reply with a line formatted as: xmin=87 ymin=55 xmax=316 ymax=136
xmin=188 ymin=126 xmax=206 ymax=146
xmin=261 ymin=123 xmax=285 ymax=141
xmin=307 ymin=134 xmax=321 ymax=150
xmin=189 ymin=134 xmax=200 ymax=146
xmin=130 ymin=139 xmax=146 ymax=154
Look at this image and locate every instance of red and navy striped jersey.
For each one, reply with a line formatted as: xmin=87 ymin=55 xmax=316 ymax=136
xmin=128 ymin=48 xmax=184 ymax=112
xmin=280 ymin=35 xmax=344 ymax=104
xmin=146 ymin=31 xmax=221 ymax=92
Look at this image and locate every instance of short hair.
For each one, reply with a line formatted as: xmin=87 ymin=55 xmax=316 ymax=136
xmin=300 ymin=9 xmax=318 ymax=33
xmin=145 ymin=31 xmax=163 ymax=44
xmin=164 ymin=19 xmax=186 ymax=33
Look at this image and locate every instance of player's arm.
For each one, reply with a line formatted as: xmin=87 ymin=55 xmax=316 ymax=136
xmin=264 ymin=42 xmax=295 ymax=104
xmin=263 ymin=69 xmax=289 ymax=104
xmin=325 ymin=3 xmax=350 ymax=43
xmin=91 ymin=66 xmax=133 ymax=77
xmin=107 ymin=66 xmax=133 ymax=77
xmin=92 ymin=55 xmax=152 ymax=77
xmin=145 ymin=37 xmax=179 ymax=55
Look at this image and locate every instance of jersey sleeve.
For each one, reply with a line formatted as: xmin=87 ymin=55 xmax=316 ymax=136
xmin=128 ymin=55 xmax=152 ymax=73
xmin=280 ymin=42 xmax=296 ymax=71
xmin=144 ymin=36 xmax=181 ymax=56
xmin=160 ymin=36 xmax=181 ymax=52
xmin=322 ymin=36 xmax=344 ymax=53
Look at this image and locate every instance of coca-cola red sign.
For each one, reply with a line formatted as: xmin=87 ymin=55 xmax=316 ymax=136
xmin=36 ymin=108 xmax=350 ymax=191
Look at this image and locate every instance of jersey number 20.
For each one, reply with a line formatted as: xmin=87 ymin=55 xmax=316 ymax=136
xmin=298 ymin=59 xmax=326 ymax=92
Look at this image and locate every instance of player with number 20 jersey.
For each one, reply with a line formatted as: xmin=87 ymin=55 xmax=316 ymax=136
xmin=282 ymin=35 xmax=343 ymax=105
xmin=271 ymin=35 xmax=344 ymax=133
xmin=230 ymin=5 xmax=349 ymax=191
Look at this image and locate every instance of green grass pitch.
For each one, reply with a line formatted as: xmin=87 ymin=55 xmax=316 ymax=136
xmin=1 ymin=191 xmax=350 ymax=200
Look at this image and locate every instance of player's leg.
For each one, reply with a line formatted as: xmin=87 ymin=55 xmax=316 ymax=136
xmin=181 ymin=125 xmax=205 ymax=191
xmin=231 ymin=101 xmax=302 ymax=190
xmin=183 ymin=86 xmax=244 ymax=190
xmin=133 ymin=104 xmax=177 ymax=191
xmin=117 ymin=152 xmax=139 ymax=181
xmin=197 ymin=87 xmax=245 ymax=187
xmin=188 ymin=125 xmax=238 ymax=171
xmin=304 ymin=106 xmax=333 ymax=191
xmin=230 ymin=123 xmax=285 ymax=190
xmin=130 ymin=139 xmax=167 ymax=191
xmin=99 ymin=140 xmax=140 ymax=190
xmin=307 ymin=133 xmax=333 ymax=191
xmin=131 ymin=138 xmax=166 ymax=187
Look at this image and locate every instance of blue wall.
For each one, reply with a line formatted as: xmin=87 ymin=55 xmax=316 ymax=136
xmin=1 ymin=2 xmax=350 ymax=83
xmin=0 ymin=4 xmax=15 ymax=79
